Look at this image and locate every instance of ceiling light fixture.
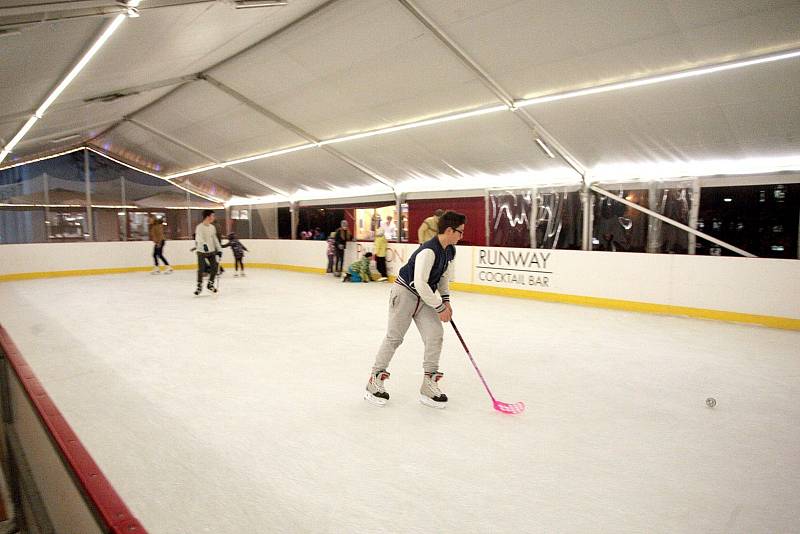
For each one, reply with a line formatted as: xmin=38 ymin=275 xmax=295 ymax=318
xmin=164 ymin=104 xmax=508 ymax=180
xmin=0 ymin=14 xmax=128 ymax=165
xmin=534 ymin=137 xmax=555 ymax=158
xmin=233 ymin=1 xmax=289 ymax=9
xmin=516 ymin=47 xmax=800 ymax=108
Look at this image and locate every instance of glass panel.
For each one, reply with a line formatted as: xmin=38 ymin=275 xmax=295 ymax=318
xmin=0 ymin=206 xmax=46 ymax=244
xmin=252 ymin=205 xmax=279 ymax=239
xmin=489 ymin=190 xmax=531 ymax=248
xmin=592 ymin=188 xmax=649 ymax=252
xmin=697 ymin=183 xmax=799 ymax=258
xmin=534 ymin=190 xmax=582 ymax=249
xmin=230 ymin=207 xmax=250 ymax=239
xmin=648 ymin=182 xmax=693 ymax=254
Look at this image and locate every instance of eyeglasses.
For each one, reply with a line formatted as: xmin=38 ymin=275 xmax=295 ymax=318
xmin=454 ymin=228 xmax=464 ymax=235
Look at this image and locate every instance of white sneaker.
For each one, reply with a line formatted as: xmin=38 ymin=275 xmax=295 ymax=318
xmin=164 ymin=266 xmax=174 ymax=274
xmin=151 ymin=267 xmax=160 ymax=275
xmin=419 ymin=372 xmax=448 ymax=409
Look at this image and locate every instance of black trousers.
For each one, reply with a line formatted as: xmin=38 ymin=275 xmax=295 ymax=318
xmin=234 ymin=257 xmax=244 ymax=271
xmin=197 ymin=252 xmax=218 ymax=284
xmin=376 ymin=256 xmax=387 ymax=277
xmin=334 ymin=248 xmax=345 ymax=274
xmin=153 ymin=240 xmax=169 ymax=266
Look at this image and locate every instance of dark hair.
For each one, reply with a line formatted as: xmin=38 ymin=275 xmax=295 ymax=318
xmin=228 ymin=232 xmax=236 ymax=239
xmin=437 ymin=211 xmax=466 ymax=234
xmin=202 ymin=209 xmax=215 ymax=219
xmin=364 ymin=252 xmax=373 ymax=258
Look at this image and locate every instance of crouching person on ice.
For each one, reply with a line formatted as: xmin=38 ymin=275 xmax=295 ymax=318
xmin=365 ymin=210 xmax=465 ymax=409
xmin=341 ymin=252 xmax=373 ymax=283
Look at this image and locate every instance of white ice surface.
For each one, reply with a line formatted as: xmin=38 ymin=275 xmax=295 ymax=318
xmin=0 ymin=270 xmax=799 ymax=533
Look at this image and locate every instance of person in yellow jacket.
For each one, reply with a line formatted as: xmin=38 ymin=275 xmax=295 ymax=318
xmin=374 ymin=228 xmax=388 ymax=281
xmin=417 ymin=209 xmax=443 ymax=243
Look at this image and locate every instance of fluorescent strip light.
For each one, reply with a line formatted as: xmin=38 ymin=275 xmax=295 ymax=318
xmin=165 ymin=163 xmax=222 ymax=179
xmin=165 ymin=143 xmax=316 ymax=179
xmin=516 ymin=47 xmax=800 ymax=108
xmin=2 ymin=116 xmax=39 ymax=153
xmin=0 ymin=147 xmax=86 ymax=171
xmin=318 ymin=105 xmax=508 ymax=146
xmin=163 ymin=105 xmax=508 ymax=180
xmin=535 ymin=138 xmax=556 ymax=158
xmin=225 ymin=143 xmax=316 ymax=166
xmin=36 ymin=14 xmax=127 ymax=119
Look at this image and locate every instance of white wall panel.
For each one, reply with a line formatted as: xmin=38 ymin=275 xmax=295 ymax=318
xmin=1 ymin=242 xmax=797 ymax=321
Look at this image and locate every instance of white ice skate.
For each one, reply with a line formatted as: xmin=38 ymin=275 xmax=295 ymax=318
xmin=164 ymin=266 xmax=174 ymax=274
xmin=364 ymin=370 xmax=390 ymax=407
xmin=419 ymin=372 xmax=447 ymax=409
xmin=151 ymin=266 xmax=160 ymax=274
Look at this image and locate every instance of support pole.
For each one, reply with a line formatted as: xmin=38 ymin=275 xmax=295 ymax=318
xmin=120 ymin=175 xmax=127 ymax=241
xmin=83 ymin=149 xmax=93 ymax=240
xmin=646 ymin=181 xmax=660 ymax=254
xmin=395 ymin=193 xmax=403 ymax=242
xmin=688 ymin=178 xmax=700 ymax=255
xmin=530 ymin=188 xmax=538 ymax=249
xmin=290 ymin=201 xmax=298 ymax=240
xmin=43 ymin=173 xmax=50 ymax=240
xmin=248 ymin=204 xmax=253 ymax=240
xmin=581 ymin=184 xmax=592 ymax=251
xmin=186 ymin=191 xmax=191 ymax=239
xmin=484 ymin=190 xmax=490 ymax=246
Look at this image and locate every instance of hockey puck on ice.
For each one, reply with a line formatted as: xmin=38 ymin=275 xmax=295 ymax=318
xmin=705 ymin=397 xmax=717 ymax=408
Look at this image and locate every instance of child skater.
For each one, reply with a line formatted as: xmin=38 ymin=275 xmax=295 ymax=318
xmin=364 ymin=210 xmax=465 ymax=409
xmin=222 ymin=232 xmax=249 ymax=277
xmin=341 ymin=252 xmax=373 ymax=283
xmin=326 ymin=231 xmax=336 ymax=274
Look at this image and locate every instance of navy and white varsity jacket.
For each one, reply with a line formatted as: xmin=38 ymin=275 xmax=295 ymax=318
xmin=396 ymin=237 xmax=456 ymax=313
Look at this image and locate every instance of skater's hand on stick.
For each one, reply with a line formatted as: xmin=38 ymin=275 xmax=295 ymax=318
xmin=438 ymin=302 xmax=452 ymax=322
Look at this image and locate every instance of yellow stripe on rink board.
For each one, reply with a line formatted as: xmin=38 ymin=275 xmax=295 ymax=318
xmin=246 ymin=263 xmax=326 ymax=274
xmin=2 ymin=264 xmax=796 ymax=330
xmin=449 ymin=282 xmax=800 ymax=331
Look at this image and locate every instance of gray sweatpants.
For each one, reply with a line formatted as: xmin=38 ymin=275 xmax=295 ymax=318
xmin=372 ymin=284 xmax=444 ymax=374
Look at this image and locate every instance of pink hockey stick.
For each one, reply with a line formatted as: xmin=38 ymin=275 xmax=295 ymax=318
xmin=450 ymin=321 xmax=525 ymax=415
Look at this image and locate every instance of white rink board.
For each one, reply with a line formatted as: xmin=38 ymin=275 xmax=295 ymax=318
xmin=1 ymin=240 xmax=798 ymax=320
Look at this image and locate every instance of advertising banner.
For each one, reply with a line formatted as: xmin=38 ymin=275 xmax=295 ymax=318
xmin=472 ymin=246 xmax=553 ymax=290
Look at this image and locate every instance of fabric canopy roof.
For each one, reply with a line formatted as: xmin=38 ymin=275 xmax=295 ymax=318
xmin=1 ymin=0 xmax=799 ymax=204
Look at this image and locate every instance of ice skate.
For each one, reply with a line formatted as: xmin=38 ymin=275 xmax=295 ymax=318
xmin=164 ymin=266 xmax=174 ymax=274
xmin=364 ymin=370 xmax=390 ymax=406
xmin=193 ymin=283 xmax=202 ymax=296
xmin=378 ymin=277 xmax=388 ymax=282
xmin=419 ymin=372 xmax=447 ymax=409
xmin=240 ymin=272 xmax=245 ymax=277
xmin=151 ymin=266 xmax=161 ymax=274
xmin=207 ymin=280 xmax=217 ymax=293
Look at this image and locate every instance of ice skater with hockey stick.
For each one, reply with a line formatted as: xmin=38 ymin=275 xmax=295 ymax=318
xmin=193 ymin=210 xmax=222 ymax=295
xmin=365 ymin=210 xmax=465 ymax=408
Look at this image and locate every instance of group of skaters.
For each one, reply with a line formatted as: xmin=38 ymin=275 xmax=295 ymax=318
xmin=326 ymin=219 xmax=390 ymax=283
xmin=151 ymin=207 xmax=467 ymax=409
xmin=147 ymin=210 xmax=249 ymax=295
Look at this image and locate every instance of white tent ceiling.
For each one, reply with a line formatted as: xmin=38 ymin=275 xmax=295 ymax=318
xmin=1 ymin=0 xmax=799 ymax=203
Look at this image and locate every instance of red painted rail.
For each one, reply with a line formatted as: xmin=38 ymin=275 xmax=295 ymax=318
xmin=0 ymin=325 xmax=147 ymax=533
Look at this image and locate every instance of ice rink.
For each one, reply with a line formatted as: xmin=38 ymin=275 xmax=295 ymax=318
xmin=1 ymin=269 xmax=799 ymax=533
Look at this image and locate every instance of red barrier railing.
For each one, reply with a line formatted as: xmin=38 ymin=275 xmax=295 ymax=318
xmin=0 ymin=325 xmax=147 ymax=533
